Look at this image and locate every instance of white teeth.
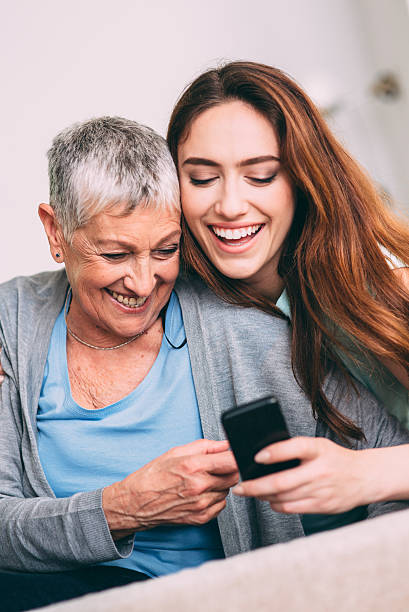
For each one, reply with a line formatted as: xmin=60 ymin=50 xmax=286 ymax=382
xmin=211 ymin=224 xmax=262 ymax=240
xmin=109 ymin=291 xmax=148 ymax=308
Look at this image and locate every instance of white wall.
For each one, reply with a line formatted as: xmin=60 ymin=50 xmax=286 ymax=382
xmin=354 ymin=0 xmax=409 ymax=209
xmin=1 ymin=0 xmax=408 ymax=283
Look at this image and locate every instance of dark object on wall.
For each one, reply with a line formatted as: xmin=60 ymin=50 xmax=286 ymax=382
xmin=371 ymin=72 xmax=402 ymax=101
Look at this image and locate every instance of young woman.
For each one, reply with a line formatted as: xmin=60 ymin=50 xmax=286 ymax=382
xmin=167 ymin=61 xmax=409 ymax=515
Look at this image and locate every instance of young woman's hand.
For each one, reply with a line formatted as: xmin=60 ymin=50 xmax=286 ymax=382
xmin=103 ymin=439 xmax=239 ymax=539
xmin=232 ymin=437 xmax=384 ymax=514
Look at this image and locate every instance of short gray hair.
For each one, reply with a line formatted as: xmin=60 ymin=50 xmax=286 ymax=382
xmin=47 ymin=116 xmax=180 ymax=239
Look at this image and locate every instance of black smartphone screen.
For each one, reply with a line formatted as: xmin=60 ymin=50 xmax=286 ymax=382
xmin=221 ymin=396 xmax=300 ymax=481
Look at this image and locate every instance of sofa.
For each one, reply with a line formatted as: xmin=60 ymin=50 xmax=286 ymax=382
xmin=39 ymin=507 xmax=409 ymax=611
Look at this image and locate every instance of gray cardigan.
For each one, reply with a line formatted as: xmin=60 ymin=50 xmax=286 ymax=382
xmin=0 ymin=270 xmax=408 ymax=572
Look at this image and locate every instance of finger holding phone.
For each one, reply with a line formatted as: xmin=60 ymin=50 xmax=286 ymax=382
xmin=222 ymin=396 xmax=376 ymax=516
xmin=232 ymin=436 xmax=371 ymax=515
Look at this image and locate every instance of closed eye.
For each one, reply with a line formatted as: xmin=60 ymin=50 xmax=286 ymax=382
xmin=101 ymin=253 xmax=128 ymax=261
xmin=247 ymin=173 xmax=277 ymax=185
xmin=154 ymin=246 xmax=179 ymax=257
xmin=190 ymin=177 xmax=218 ymax=186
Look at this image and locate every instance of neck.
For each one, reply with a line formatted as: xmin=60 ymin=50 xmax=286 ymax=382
xmin=243 ymin=270 xmax=285 ymax=304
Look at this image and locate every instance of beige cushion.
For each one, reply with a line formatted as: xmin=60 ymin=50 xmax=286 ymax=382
xmin=40 ymin=508 xmax=409 ymax=612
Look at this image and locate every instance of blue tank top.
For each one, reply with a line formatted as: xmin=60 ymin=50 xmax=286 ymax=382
xmin=37 ymin=291 xmax=224 ymax=577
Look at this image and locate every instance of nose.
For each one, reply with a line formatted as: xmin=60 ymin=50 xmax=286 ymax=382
xmin=214 ymin=177 xmax=249 ymax=219
xmin=123 ymin=257 xmax=156 ymax=297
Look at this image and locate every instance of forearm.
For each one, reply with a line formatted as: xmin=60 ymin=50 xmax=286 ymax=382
xmin=103 ymin=480 xmax=140 ymax=540
xmin=358 ymin=388 xmax=409 ymax=508
xmin=0 ymin=374 xmax=133 ymax=571
xmin=0 ymin=490 xmax=133 ymax=572
xmin=358 ymin=445 xmax=409 ymax=505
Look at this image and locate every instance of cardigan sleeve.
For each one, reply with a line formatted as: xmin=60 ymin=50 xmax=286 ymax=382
xmin=0 ymin=358 xmax=134 ymax=572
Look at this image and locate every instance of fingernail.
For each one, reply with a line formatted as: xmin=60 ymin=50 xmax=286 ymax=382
xmin=233 ymin=485 xmax=244 ymax=495
xmin=0 ymin=375 xmax=4 ymax=384
xmin=255 ymin=450 xmax=270 ymax=463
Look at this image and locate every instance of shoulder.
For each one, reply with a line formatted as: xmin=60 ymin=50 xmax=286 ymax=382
xmin=0 ymin=269 xmax=68 ymax=303
xmin=175 ymin=274 xmax=291 ymax=349
xmin=175 ymin=274 xmax=230 ymax=320
xmin=175 ymin=274 xmax=225 ymax=308
xmin=175 ymin=274 xmax=284 ymax=325
xmin=0 ymin=269 xmax=68 ymax=349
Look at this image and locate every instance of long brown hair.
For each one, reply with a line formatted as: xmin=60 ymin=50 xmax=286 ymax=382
xmin=167 ymin=61 xmax=409 ymax=442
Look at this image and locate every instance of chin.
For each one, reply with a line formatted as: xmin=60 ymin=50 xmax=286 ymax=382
xmin=218 ymin=266 xmax=258 ymax=281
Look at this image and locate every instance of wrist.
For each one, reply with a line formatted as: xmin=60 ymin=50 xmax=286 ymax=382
xmin=103 ymin=480 xmax=139 ymax=536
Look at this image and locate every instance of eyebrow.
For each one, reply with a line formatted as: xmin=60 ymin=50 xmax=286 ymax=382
xmin=182 ymin=155 xmax=280 ymax=168
xmin=95 ymin=230 xmax=181 ymax=249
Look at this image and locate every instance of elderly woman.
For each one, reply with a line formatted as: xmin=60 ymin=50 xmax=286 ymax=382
xmin=1 ymin=116 xmax=409 ymax=612
xmin=0 ymin=117 xmax=238 ymax=610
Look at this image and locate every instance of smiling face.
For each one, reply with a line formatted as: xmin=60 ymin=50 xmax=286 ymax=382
xmin=178 ymin=100 xmax=295 ymax=300
xmin=50 ymin=205 xmax=181 ymax=345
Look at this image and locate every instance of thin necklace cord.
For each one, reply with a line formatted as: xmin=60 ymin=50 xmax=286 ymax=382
xmin=64 ymin=288 xmax=145 ymax=350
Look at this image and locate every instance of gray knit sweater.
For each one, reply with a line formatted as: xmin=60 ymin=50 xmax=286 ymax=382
xmin=0 ymin=270 xmax=408 ymax=572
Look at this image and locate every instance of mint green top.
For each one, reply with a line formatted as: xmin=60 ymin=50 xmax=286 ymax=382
xmin=276 ymin=291 xmax=409 ymax=428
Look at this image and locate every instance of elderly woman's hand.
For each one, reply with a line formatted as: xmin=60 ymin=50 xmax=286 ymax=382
xmin=103 ymin=439 xmax=239 ymax=539
xmin=232 ymin=437 xmax=382 ymax=515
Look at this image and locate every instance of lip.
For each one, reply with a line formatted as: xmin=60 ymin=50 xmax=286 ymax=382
xmin=105 ymin=288 xmax=153 ymax=315
xmin=209 ymin=222 xmax=264 ymax=229
xmin=208 ymin=224 xmax=265 ymax=254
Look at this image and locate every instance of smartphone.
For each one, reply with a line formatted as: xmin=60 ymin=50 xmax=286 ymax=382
xmin=221 ymin=396 xmax=300 ymax=481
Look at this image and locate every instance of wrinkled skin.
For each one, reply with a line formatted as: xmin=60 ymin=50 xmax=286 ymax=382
xmin=103 ymin=439 xmax=238 ymax=539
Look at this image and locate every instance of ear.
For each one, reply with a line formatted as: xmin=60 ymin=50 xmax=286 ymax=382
xmin=38 ymin=203 xmax=66 ymax=263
